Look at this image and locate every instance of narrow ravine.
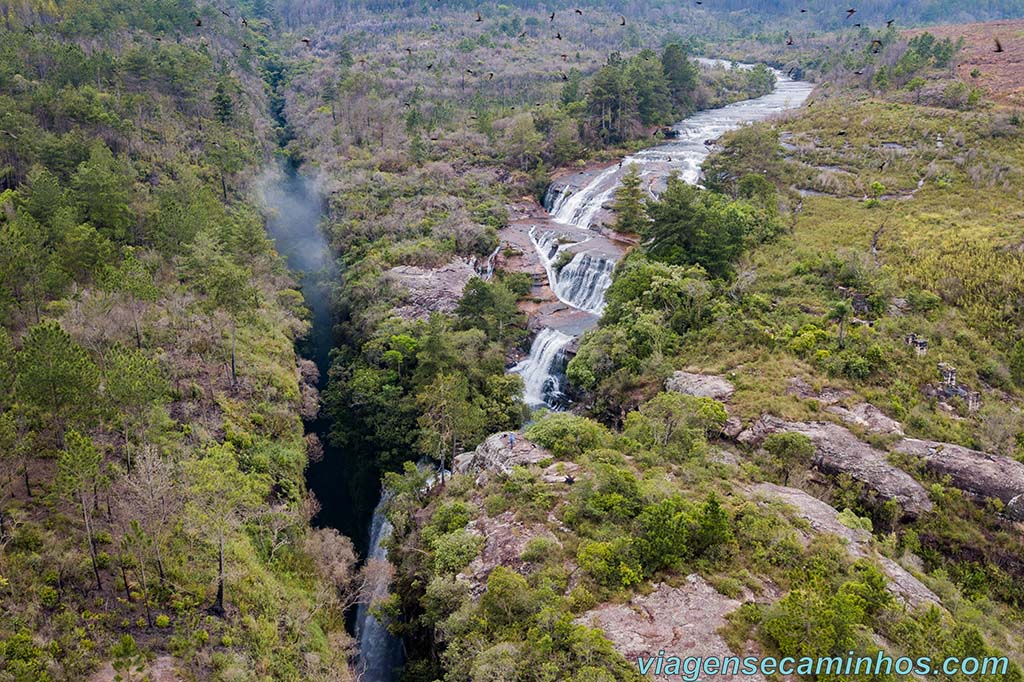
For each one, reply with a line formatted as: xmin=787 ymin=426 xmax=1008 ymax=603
xmin=514 ymin=66 xmax=814 ymax=411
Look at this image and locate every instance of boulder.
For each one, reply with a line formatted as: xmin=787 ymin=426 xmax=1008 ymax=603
xmin=785 ymin=376 xmax=851 ymax=405
xmin=894 ymin=439 xmax=1024 ymax=519
xmin=826 ymin=403 xmax=904 ymax=436
xmin=738 ymin=415 xmax=933 ymax=517
xmin=576 ymin=576 xmax=766 ymax=681
xmin=453 ymin=432 xmax=552 ymax=479
xmin=666 ymin=371 xmax=735 ymax=401
xmin=751 ymin=483 xmax=940 ymax=609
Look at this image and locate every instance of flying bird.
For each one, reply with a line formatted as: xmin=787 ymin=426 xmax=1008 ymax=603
xmin=800 ymin=8 xmax=808 ymax=12
xmin=486 ymin=72 xmax=494 ymax=79
xmin=518 ymin=31 xmax=527 ymax=38
xmin=886 ymin=19 xmax=895 ymax=27
xmin=241 ymin=17 xmax=248 ymax=26
xmin=426 ymin=63 xmax=433 ymax=69
xmin=219 ymin=8 xmax=230 ymax=17
xmin=405 ymin=47 xmax=413 ymax=54
xmin=466 ymin=68 xmax=475 ymax=74
xmin=475 ymin=11 xmax=482 ymax=21
xmin=549 ymin=11 xmax=555 ymax=21
xmin=846 ymin=8 xmax=856 ymax=18
xmin=786 ymin=35 xmax=794 ymax=46
xmin=575 ymin=8 xmax=582 ymax=14
xmin=559 ymin=71 xmax=569 ymax=80
xmin=994 ymin=37 xmax=1004 ymax=53
xmin=242 ymin=42 xmax=250 ymax=49
xmin=619 ymin=15 xmax=626 ymax=25
xmin=564 ymin=475 xmax=575 ymax=485
xmin=555 ymin=32 xmax=562 ymax=40
xmin=301 ymin=37 xmax=311 ymax=45
xmin=194 ymin=18 xmax=202 ymax=27
xmin=560 ymin=53 xmax=568 ymax=60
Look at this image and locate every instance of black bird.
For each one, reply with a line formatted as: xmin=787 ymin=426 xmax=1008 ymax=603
xmin=220 ymin=8 xmax=230 ymax=17
xmin=559 ymin=71 xmax=568 ymax=80
xmin=619 ymin=15 xmax=626 ymax=25
xmin=555 ymin=32 xmax=562 ymax=40
xmin=549 ymin=11 xmax=555 ymax=21
xmin=475 ymin=11 xmax=482 ymax=21
xmin=787 ymin=67 xmax=796 ymax=76
xmin=846 ymin=8 xmax=856 ymax=18
xmin=853 ymin=70 xmax=863 ymax=74
xmin=242 ymin=42 xmax=250 ymax=49
xmin=800 ymin=7 xmax=808 ymax=12
xmin=560 ymin=53 xmax=569 ymax=61
xmin=696 ymin=1 xmax=702 ymax=5
xmin=518 ymin=31 xmax=527 ymax=38
xmin=853 ymin=23 xmax=862 ymax=28
xmin=786 ymin=35 xmax=794 ymax=46
xmin=564 ymin=475 xmax=575 ymax=485
xmin=301 ymin=37 xmax=311 ymax=46
xmin=426 ymin=63 xmax=434 ymax=70
xmin=575 ymin=8 xmax=582 ymax=14
xmin=466 ymin=68 xmax=475 ymax=74
xmin=241 ymin=17 xmax=248 ymax=26
xmin=886 ymin=19 xmax=895 ymax=27
xmin=994 ymin=37 xmax=1004 ymax=53
xmin=486 ymin=72 xmax=494 ymax=79
xmin=194 ymin=18 xmax=202 ymax=27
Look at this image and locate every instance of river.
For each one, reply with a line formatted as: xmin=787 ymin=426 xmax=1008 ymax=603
xmin=261 ymin=64 xmax=813 ymax=682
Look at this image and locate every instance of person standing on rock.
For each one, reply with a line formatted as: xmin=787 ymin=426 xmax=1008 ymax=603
xmin=508 ymin=432 xmax=515 ymax=449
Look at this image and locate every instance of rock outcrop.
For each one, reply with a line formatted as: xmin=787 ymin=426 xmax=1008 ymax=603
xmin=454 ymin=432 xmax=553 ymax=479
xmin=459 ymin=510 xmax=561 ymax=597
xmin=387 ymin=259 xmax=477 ymax=320
xmin=577 ymin=575 xmax=767 ymax=682
xmin=666 ymin=371 xmax=735 ymax=401
xmin=738 ymin=415 xmax=933 ymax=517
xmin=750 ymin=483 xmax=940 ymax=609
xmin=826 ymin=403 xmax=904 ymax=436
xmin=894 ymin=439 xmax=1024 ymax=520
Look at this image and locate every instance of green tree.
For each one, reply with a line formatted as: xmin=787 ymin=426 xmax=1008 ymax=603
xmin=416 ymin=373 xmax=485 ymax=484
xmin=71 ymin=143 xmax=133 ymax=243
xmin=103 ymin=249 xmax=160 ymax=348
xmin=627 ymin=50 xmax=672 ymax=125
xmin=15 ymin=320 xmax=100 ymax=445
xmin=455 ymin=278 xmax=522 ymax=341
xmin=830 ymin=299 xmax=854 ymax=350
xmin=611 ymin=164 xmax=648 ymax=233
xmin=104 ymin=345 xmax=169 ymax=471
xmin=661 ymin=43 xmax=699 ymax=114
xmin=763 ymin=431 xmax=815 ymax=484
xmin=57 ymin=429 xmax=104 ymax=591
xmin=211 ymin=78 xmax=235 ymax=125
xmin=186 ymin=445 xmax=266 ymax=616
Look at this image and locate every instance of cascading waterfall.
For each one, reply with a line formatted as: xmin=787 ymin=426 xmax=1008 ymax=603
xmin=353 ymin=495 xmax=403 ymax=681
xmin=480 ymin=244 xmax=501 ymax=281
xmin=515 ymin=66 xmax=813 ymax=413
xmin=512 ymin=328 xmax=575 ymax=408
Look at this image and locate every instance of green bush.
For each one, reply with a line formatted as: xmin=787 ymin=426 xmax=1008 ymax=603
xmin=525 ymin=413 xmax=611 ymax=459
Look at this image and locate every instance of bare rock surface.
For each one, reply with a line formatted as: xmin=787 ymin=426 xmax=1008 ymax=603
xmin=91 ymin=656 xmax=182 ymax=682
xmin=894 ymin=439 xmax=1024 ymax=520
xmin=666 ymin=371 xmax=735 ymax=401
xmin=785 ymin=376 xmax=852 ymax=405
xmin=387 ymin=258 xmax=477 ymax=320
xmin=459 ymin=511 xmax=560 ymax=596
xmin=826 ymin=403 xmax=904 ymax=435
xmin=751 ymin=483 xmax=940 ymax=609
xmin=454 ymin=432 xmax=552 ymax=479
xmin=577 ymin=575 xmax=766 ymax=682
xmin=738 ymin=415 xmax=933 ymax=517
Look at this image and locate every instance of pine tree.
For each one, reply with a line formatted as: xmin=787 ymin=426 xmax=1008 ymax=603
xmin=611 ymin=164 xmax=649 ymax=233
xmin=57 ymin=430 xmax=104 ymax=591
xmin=211 ymin=79 xmax=235 ymax=125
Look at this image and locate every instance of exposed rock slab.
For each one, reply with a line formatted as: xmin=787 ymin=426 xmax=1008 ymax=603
xmin=894 ymin=439 xmax=1024 ymax=520
xmin=826 ymin=403 xmax=904 ymax=435
xmin=577 ymin=576 xmax=765 ymax=681
xmin=666 ymin=371 xmax=735 ymax=401
xmin=454 ymin=432 xmax=552 ymax=479
xmin=785 ymin=376 xmax=852 ymax=405
xmin=738 ymin=415 xmax=933 ymax=517
xmin=751 ymin=483 xmax=940 ymax=609
xmin=387 ymin=258 xmax=477 ymax=320
xmin=459 ymin=511 xmax=560 ymax=596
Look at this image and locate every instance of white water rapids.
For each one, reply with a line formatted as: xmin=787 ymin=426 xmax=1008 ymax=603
xmin=515 ymin=65 xmax=814 ymax=411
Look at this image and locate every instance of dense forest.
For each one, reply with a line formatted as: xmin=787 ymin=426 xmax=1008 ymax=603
xmin=2 ymin=0 xmax=1024 ymax=681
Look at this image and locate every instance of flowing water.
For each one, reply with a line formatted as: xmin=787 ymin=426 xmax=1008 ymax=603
xmin=517 ymin=67 xmax=814 ymax=410
xmin=258 ymin=164 xmax=403 ymax=681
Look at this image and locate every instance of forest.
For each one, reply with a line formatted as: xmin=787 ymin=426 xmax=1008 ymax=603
xmin=1 ymin=0 xmax=1024 ymax=681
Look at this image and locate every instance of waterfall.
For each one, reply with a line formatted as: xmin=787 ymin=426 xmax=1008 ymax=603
xmin=549 ymin=163 xmax=620 ymax=230
xmin=480 ymin=244 xmax=501 ymax=281
xmin=555 ymin=253 xmax=614 ymax=315
xmin=512 ymin=328 xmax=574 ymax=408
xmin=353 ymin=495 xmax=403 ymax=681
xmin=528 ymin=227 xmax=612 ymax=315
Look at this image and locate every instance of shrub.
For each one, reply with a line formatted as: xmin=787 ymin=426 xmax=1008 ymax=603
xmin=577 ymin=538 xmax=644 ymax=589
xmin=155 ymin=614 xmax=171 ymax=628
xmin=432 ymin=529 xmax=485 ymax=575
xmin=525 ymin=413 xmax=611 ymax=458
